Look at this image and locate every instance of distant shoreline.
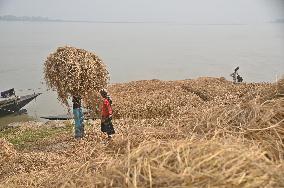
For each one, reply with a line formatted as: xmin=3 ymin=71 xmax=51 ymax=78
xmin=2 ymin=15 xmax=283 ymax=25
xmin=0 ymin=15 xmax=62 ymax=22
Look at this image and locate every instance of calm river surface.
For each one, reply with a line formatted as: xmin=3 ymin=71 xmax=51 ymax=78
xmin=0 ymin=21 xmax=283 ymax=119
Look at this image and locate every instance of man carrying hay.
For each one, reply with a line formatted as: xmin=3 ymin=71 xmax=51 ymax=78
xmin=230 ymin=66 xmax=243 ymax=83
xmin=44 ymin=46 xmax=110 ymax=139
xmin=72 ymin=95 xmax=84 ymax=139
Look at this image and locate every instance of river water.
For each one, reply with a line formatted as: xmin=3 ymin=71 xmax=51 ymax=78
xmin=0 ymin=21 xmax=283 ymax=120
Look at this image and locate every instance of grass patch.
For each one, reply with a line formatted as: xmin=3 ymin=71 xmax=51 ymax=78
xmin=0 ymin=122 xmax=73 ymax=150
xmin=0 ymin=114 xmax=34 ymax=131
xmin=10 ymin=127 xmax=71 ymax=149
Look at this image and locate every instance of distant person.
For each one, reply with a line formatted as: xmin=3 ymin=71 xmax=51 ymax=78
xmin=72 ymin=95 xmax=84 ymax=139
xmin=237 ymin=74 xmax=243 ymax=83
xmin=100 ymin=89 xmax=115 ymax=140
xmin=230 ymin=67 xmax=243 ymax=83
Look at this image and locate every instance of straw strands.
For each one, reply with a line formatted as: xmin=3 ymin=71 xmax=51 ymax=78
xmin=94 ymin=138 xmax=284 ymax=188
xmin=108 ymin=78 xmax=273 ymax=119
xmin=44 ymin=46 xmax=109 ymax=110
xmin=0 ymin=138 xmax=17 ymax=163
xmin=1 ymin=77 xmax=283 ymax=187
xmin=277 ymin=78 xmax=284 ymax=95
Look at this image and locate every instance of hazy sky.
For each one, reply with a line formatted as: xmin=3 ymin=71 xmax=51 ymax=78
xmin=0 ymin=0 xmax=284 ymax=23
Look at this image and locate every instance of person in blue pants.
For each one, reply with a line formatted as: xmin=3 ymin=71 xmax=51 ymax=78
xmin=72 ymin=96 xmax=84 ymax=139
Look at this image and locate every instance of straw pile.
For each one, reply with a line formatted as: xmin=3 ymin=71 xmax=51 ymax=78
xmin=44 ymin=46 xmax=109 ymax=110
xmin=1 ymin=77 xmax=283 ymax=187
xmin=194 ymin=97 xmax=284 ymax=160
xmin=108 ymin=78 xmax=273 ymax=119
xmin=109 ymin=80 xmax=204 ymax=119
xmin=93 ymin=138 xmax=284 ymax=188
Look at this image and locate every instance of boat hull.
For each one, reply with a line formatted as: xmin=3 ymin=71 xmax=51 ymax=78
xmin=0 ymin=93 xmax=41 ymax=116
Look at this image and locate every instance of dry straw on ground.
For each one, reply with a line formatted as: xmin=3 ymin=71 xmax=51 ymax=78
xmin=44 ymin=46 xmax=109 ymax=110
xmin=1 ymin=77 xmax=283 ymax=187
xmin=94 ymin=138 xmax=284 ymax=188
xmin=0 ymin=138 xmax=17 ymax=163
xmin=277 ymin=77 xmax=284 ymax=95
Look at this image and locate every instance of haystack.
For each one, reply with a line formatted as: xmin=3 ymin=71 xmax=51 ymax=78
xmin=44 ymin=46 xmax=109 ymax=111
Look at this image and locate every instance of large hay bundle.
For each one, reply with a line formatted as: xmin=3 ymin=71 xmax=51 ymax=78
xmin=44 ymin=46 xmax=109 ymax=110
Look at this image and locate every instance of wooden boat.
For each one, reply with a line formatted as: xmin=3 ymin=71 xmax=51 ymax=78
xmin=0 ymin=88 xmax=41 ymax=116
xmin=40 ymin=114 xmax=74 ymax=120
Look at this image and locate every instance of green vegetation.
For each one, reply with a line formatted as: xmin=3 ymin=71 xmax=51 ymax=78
xmin=0 ymin=114 xmax=33 ymax=130
xmin=0 ymin=122 xmax=73 ymax=150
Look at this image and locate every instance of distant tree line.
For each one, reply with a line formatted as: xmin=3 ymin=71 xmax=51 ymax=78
xmin=0 ymin=15 xmax=62 ymax=22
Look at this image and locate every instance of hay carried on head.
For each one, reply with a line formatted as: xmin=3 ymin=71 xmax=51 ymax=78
xmin=44 ymin=46 xmax=109 ymax=111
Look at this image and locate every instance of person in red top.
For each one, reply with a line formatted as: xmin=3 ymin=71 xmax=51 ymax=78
xmin=100 ymin=89 xmax=115 ymax=139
